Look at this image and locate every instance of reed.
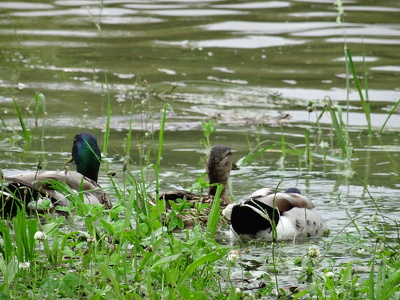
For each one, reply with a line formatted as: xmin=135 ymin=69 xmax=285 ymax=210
xmin=102 ymin=73 xmax=111 ymax=155
xmin=346 ymin=48 xmax=372 ymax=135
xmin=12 ymin=97 xmax=30 ymax=142
xmin=379 ymin=99 xmax=400 ymax=135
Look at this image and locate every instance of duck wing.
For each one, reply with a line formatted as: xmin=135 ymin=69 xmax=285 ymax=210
xmin=159 ymin=190 xmax=199 ymax=201
xmin=249 ymin=188 xmax=314 ymax=212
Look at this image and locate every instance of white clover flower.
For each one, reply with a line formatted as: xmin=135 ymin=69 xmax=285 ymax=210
xmin=34 ymin=231 xmax=47 ymax=241
xmin=319 ymin=141 xmax=329 ymax=149
xmin=19 ymin=261 xmax=30 ymax=271
xmin=325 ymin=271 xmax=334 ymax=278
xmin=307 ymin=246 xmax=321 ymax=258
xmin=227 ymin=250 xmax=240 ymax=262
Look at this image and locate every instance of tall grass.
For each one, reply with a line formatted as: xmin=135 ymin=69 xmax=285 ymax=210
xmin=1 ymin=0 xmax=399 ymax=296
xmin=12 ymin=96 xmax=30 ymax=142
xmin=0 ymin=88 xmax=238 ymax=299
xmin=2 ymin=78 xmax=400 ymax=299
xmin=154 ymin=103 xmax=167 ymax=194
xmin=346 ymin=48 xmax=372 ymax=135
xmin=102 ymin=73 xmax=111 ymax=155
xmin=379 ymin=98 xmax=400 ymax=135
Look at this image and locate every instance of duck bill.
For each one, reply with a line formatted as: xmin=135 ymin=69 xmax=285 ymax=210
xmin=64 ymin=156 xmax=75 ymax=167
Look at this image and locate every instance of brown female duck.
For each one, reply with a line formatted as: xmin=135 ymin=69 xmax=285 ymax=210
xmin=159 ymin=145 xmax=235 ymax=227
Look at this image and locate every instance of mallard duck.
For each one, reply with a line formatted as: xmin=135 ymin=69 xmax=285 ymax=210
xmin=159 ymin=145 xmax=235 ymax=227
xmin=1 ymin=132 xmax=111 ymax=215
xmin=222 ymin=187 xmax=325 ymax=241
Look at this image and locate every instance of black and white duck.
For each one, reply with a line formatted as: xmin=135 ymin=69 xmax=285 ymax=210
xmin=222 ymin=187 xmax=325 ymax=241
xmin=0 ymin=132 xmax=111 ymax=215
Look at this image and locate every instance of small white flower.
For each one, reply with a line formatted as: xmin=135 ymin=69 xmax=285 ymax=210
xmin=227 ymin=250 xmax=240 ymax=262
xmin=235 ymin=287 xmax=241 ymax=293
xmin=34 ymin=231 xmax=47 ymax=241
xmin=19 ymin=261 xmax=30 ymax=271
xmin=325 ymin=271 xmax=334 ymax=278
xmin=319 ymin=141 xmax=329 ymax=149
xmin=307 ymin=246 xmax=321 ymax=258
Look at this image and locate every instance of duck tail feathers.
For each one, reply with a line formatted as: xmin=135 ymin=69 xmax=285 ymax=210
xmin=222 ymin=204 xmax=234 ymax=221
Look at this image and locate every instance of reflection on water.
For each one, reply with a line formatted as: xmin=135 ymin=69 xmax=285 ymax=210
xmin=1 ymin=0 xmax=400 ymax=293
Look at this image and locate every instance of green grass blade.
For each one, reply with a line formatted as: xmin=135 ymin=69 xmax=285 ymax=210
xmin=0 ymin=114 xmax=6 ymax=128
xmin=34 ymin=93 xmax=47 ymax=128
xmin=102 ymin=73 xmax=111 ymax=154
xmin=368 ymin=247 xmax=376 ymax=300
xmin=236 ymin=142 xmax=279 ymax=166
xmin=206 ymin=184 xmax=223 ymax=239
xmin=155 ymin=104 xmax=167 ymax=192
xmin=379 ymin=99 xmax=400 ymax=135
xmin=362 ymin=43 xmax=369 ymax=101
xmin=280 ymin=128 xmax=286 ymax=156
xmin=304 ymin=127 xmax=312 ymax=165
xmin=151 ymin=254 xmax=180 ymax=269
xmin=124 ymin=84 xmax=137 ymax=156
xmin=177 ymin=249 xmax=228 ymax=286
xmin=157 ymin=104 xmax=167 ymax=167
xmin=346 ymin=47 xmax=371 ymax=134
xmin=12 ymin=97 xmax=30 ymax=142
xmin=327 ymin=99 xmax=346 ymax=156
xmin=99 ymin=262 xmax=123 ymax=299
xmin=0 ymin=220 xmax=13 ymax=262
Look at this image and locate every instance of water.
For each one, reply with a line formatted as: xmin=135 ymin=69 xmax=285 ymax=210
xmin=1 ymin=0 xmax=400 ymax=293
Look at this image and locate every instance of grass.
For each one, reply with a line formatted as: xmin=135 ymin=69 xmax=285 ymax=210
xmin=3 ymin=72 xmax=400 ymax=299
xmin=12 ymin=96 xmax=30 ymax=143
xmin=2 ymin=88 xmax=399 ymax=299
xmin=103 ymin=73 xmax=112 ymax=155
xmin=1 ymin=2 xmax=400 ymax=299
xmin=2 ymin=83 xmax=400 ymax=299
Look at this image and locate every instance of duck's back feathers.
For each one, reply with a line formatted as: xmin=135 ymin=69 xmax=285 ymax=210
xmin=250 ymin=188 xmax=315 ymax=211
xmin=158 ymin=190 xmax=217 ymax=227
xmin=2 ymin=170 xmax=111 ymax=213
xmin=159 ymin=190 xmax=199 ymax=202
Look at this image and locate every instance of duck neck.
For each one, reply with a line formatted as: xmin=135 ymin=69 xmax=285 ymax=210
xmin=72 ymin=134 xmax=101 ymax=182
xmin=76 ymin=153 xmax=100 ymax=182
xmin=208 ymin=184 xmax=230 ymax=205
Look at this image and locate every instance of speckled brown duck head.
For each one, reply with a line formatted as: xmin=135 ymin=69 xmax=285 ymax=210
xmin=159 ymin=145 xmax=236 ymax=204
xmin=206 ymin=145 xmax=234 ymax=205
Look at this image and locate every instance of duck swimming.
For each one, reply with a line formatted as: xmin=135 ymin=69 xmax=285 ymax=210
xmin=159 ymin=145 xmax=235 ymax=227
xmin=222 ymin=187 xmax=325 ymax=241
xmin=1 ymin=132 xmax=111 ymax=215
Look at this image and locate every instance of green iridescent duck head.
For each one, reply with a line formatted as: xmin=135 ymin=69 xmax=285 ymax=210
xmin=71 ymin=132 xmax=101 ymax=182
